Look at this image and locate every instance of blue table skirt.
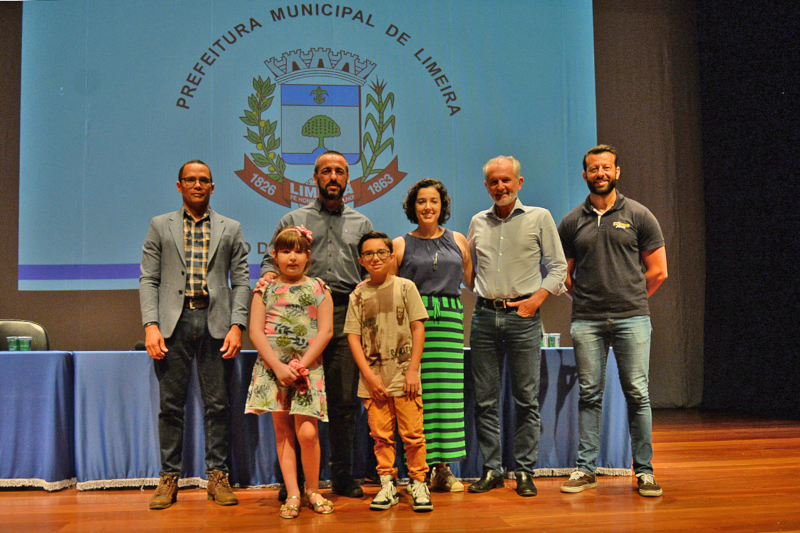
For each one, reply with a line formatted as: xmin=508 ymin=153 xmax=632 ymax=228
xmin=0 ymin=351 xmax=75 ymax=491
xmin=72 ymin=349 xmax=631 ymax=490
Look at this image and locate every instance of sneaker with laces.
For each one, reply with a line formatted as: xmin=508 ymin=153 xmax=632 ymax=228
xmin=560 ymin=471 xmax=597 ymax=493
xmin=409 ymin=479 xmax=433 ymax=512
xmin=431 ymin=466 xmax=464 ymax=492
xmin=370 ymin=475 xmax=400 ymax=511
xmin=636 ymin=473 xmax=663 ymax=497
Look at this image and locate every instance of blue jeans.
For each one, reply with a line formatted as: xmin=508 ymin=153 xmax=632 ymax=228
xmin=154 ymin=307 xmax=232 ymax=475
xmin=469 ymin=306 xmax=542 ymax=474
xmin=571 ymin=316 xmax=653 ymax=475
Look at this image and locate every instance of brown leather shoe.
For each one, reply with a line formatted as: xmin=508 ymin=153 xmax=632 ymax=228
xmin=207 ymin=470 xmax=238 ymax=506
xmin=149 ymin=473 xmax=179 ymax=510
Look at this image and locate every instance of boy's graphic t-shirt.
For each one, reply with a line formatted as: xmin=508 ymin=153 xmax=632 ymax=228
xmin=344 ymin=276 xmax=428 ymax=398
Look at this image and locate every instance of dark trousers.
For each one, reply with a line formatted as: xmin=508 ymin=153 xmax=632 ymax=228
xmin=469 ymin=306 xmax=543 ymax=474
xmin=154 ymin=307 xmax=232 ymax=475
xmin=323 ymin=303 xmax=361 ymax=483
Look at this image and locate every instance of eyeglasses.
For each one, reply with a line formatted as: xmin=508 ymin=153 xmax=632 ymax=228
xmin=181 ymin=177 xmax=213 ymax=187
xmin=361 ymin=249 xmax=391 ymax=261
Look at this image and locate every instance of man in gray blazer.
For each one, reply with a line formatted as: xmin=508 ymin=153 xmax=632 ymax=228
xmin=140 ymin=159 xmax=250 ymax=510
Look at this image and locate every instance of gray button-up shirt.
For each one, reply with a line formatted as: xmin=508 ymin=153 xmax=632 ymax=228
xmin=468 ymin=198 xmax=567 ymax=299
xmin=260 ymin=199 xmax=374 ymax=296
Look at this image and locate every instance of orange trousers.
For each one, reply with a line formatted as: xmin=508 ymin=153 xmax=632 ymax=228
xmin=363 ymin=395 xmax=429 ymax=482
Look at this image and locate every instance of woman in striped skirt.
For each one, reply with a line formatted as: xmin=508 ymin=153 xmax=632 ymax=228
xmin=392 ymin=179 xmax=472 ymax=492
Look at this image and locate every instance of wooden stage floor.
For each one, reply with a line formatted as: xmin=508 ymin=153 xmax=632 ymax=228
xmin=2 ymin=409 xmax=799 ymax=532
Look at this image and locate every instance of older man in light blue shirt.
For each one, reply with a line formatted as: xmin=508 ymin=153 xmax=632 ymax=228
xmin=466 ymin=155 xmax=566 ymax=497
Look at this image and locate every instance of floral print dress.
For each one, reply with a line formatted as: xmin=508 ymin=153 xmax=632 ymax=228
xmin=244 ymin=277 xmax=328 ymax=421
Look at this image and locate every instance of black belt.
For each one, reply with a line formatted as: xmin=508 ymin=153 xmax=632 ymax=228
xmin=476 ymin=295 xmax=531 ymax=309
xmin=331 ymin=292 xmax=351 ymax=306
xmin=184 ymin=296 xmax=209 ymax=309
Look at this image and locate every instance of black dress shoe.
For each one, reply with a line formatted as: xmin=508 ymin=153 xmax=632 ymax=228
xmin=363 ymin=472 xmax=381 ymax=485
xmin=515 ymin=472 xmax=537 ymax=497
xmin=468 ymin=470 xmax=505 ymax=493
xmin=331 ymin=479 xmax=364 ymax=498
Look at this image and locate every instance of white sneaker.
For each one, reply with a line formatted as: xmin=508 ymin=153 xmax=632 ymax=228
xmin=409 ymin=479 xmax=433 ymax=512
xmin=560 ymin=470 xmax=597 ymax=493
xmin=431 ymin=465 xmax=464 ymax=492
xmin=370 ymin=475 xmax=399 ymax=511
xmin=636 ymin=473 xmax=663 ymax=497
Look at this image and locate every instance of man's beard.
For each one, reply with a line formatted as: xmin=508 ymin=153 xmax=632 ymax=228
xmin=587 ymin=177 xmax=617 ymax=196
xmin=319 ymin=182 xmax=344 ymax=201
xmin=494 ymin=190 xmax=517 ymax=207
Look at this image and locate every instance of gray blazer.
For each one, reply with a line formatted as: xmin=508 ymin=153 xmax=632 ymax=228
xmin=139 ymin=208 xmax=250 ymax=339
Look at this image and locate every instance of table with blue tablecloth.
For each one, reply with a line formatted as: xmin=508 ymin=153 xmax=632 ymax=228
xmin=0 ymin=351 xmax=75 ymax=491
xmin=72 ymin=348 xmax=631 ymax=489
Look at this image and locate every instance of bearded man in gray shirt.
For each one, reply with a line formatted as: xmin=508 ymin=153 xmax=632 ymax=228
xmin=259 ymin=150 xmax=373 ymax=498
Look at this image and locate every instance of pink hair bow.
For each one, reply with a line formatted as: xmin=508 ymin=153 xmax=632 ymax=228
xmin=296 ymin=224 xmax=313 ymax=244
xmin=278 ymin=225 xmax=313 ymax=245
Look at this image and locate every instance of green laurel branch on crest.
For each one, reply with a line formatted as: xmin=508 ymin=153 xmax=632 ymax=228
xmin=240 ymin=76 xmax=287 ymax=182
xmin=361 ymin=78 xmax=396 ymax=180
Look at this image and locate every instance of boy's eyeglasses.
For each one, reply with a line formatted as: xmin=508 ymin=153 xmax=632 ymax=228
xmin=361 ymin=250 xmax=391 ymax=261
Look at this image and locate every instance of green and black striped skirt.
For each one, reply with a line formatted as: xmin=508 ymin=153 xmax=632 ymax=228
xmin=420 ymin=295 xmax=466 ymax=464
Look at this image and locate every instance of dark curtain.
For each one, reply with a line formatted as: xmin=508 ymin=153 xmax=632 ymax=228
xmin=698 ymin=0 xmax=800 ymax=418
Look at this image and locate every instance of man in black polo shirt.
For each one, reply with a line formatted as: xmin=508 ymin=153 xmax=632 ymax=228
xmin=557 ymin=145 xmax=668 ymax=497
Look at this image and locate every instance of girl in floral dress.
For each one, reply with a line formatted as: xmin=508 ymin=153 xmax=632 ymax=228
xmin=245 ymin=226 xmax=334 ymax=518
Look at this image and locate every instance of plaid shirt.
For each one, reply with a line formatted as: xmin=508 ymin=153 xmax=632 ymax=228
xmin=183 ymin=208 xmax=211 ymax=298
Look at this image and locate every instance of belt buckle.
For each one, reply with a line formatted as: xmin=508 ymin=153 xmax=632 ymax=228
xmin=492 ymin=298 xmax=507 ymax=309
xmin=187 ymin=297 xmax=207 ymax=309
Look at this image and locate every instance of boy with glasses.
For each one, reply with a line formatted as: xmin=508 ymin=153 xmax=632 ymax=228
xmin=344 ymin=232 xmax=432 ymax=512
